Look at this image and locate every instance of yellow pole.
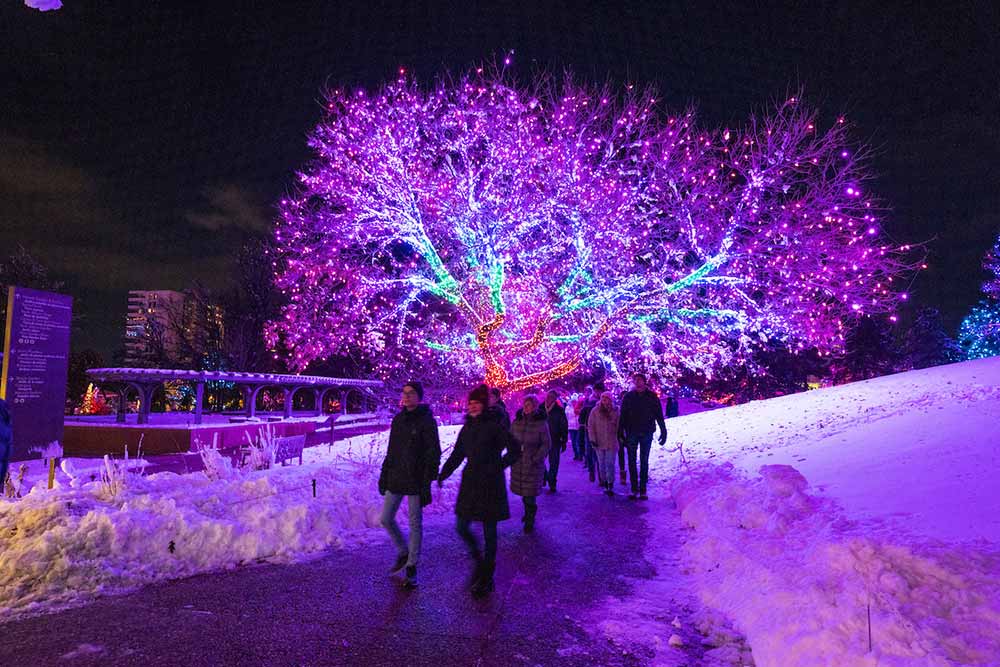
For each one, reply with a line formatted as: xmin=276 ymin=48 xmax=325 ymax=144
xmin=1 ymin=286 xmax=16 ymax=400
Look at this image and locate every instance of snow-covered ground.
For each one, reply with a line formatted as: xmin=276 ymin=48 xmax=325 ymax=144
xmin=629 ymin=356 xmax=1000 ymax=667
xmin=0 ymin=426 xmax=462 ymax=621
xmin=3 ymin=358 xmax=999 ymax=666
xmin=657 ymin=356 xmax=1000 ymax=545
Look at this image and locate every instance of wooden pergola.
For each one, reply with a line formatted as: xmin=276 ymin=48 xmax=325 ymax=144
xmin=86 ymin=367 xmax=383 ymax=424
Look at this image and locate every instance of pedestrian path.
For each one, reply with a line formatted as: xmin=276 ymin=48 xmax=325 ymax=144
xmin=0 ymin=459 xmax=712 ymax=666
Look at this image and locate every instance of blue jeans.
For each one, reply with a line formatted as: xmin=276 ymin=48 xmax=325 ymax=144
xmin=624 ymin=431 xmax=654 ymax=494
xmin=380 ymin=492 xmax=423 ymax=567
xmin=597 ymin=449 xmax=617 ymax=486
xmin=569 ymin=429 xmax=581 ymax=459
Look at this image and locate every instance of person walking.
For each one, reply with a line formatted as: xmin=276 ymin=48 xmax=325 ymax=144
xmin=0 ymin=398 xmax=11 ymax=492
xmin=617 ymin=388 xmax=629 ymax=484
xmin=377 ymin=381 xmax=441 ymax=589
xmin=577 ymin=386 xmax=598 ymax=482
xmin=617 ymin=373 xmax=667 ymax=500
xmin=487 ymin=387 xmax=511 ymax=430
xmin=540 ymin=390 xmax=568 ymax=493
xmin=587 ymin=392 xmax=621 ymax=496
xmin=509 ymin=395 xmax=552 ymax=532
xmin=438 ymin=384 xmax=521 ymax=598
xmin=665 ymin=394 xmax=680 ymax=419
xmin=566 ymin=392 xmax=582 ymax=461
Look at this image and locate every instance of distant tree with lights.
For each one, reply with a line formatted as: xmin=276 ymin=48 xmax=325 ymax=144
xmin=959 ymin=234 xmax=1000 ymax=359
xmin=959 ymin=302 xmax=1000 ymax=359
xmin=268 ymin=66 xmax=918 ymax=389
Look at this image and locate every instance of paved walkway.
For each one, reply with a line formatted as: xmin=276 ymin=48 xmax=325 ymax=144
xmin=0 ymin=458 xmax=709 ymax=666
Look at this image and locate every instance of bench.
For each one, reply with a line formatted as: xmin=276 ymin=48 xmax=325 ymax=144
xmin=274 ymin=435 xmax=306 ymax=466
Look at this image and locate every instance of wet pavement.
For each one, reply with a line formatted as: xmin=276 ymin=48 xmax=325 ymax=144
xmin=0 ymin=458 xmax=706 ymax=666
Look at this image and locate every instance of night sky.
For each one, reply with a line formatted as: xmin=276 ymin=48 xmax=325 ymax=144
xmin=2 ymin=1 xmax=998 ymax=358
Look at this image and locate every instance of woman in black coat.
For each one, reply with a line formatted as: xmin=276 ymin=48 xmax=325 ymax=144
xmin=438 ymin=384 xmax=520 ymax=597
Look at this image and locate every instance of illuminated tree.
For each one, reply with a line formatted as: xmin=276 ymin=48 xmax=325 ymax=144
xmin=959 ymin=301 xmax=1000 ymax=359
xmin=268 ymin=67 xmax=917 ymax=390
xmin=959 ymin=235 xmax=1000 ymax=359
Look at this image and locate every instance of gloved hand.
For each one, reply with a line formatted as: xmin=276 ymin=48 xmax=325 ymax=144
xmin=658 ymin=434 xmax=667 ymax=447
xmin=436 ymin=476 xmax=444 ymax=488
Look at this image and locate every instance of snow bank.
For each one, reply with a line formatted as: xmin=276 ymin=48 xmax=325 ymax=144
xmin=0 ymin=462 xmax=384 ymax=619
xmin=0 ymin=425 xmax=468 ymax=621
xmin=652 ymin=356 xmax=1000 ymax=544
xmin=673 ymin=462 xmax=1000 ymax=667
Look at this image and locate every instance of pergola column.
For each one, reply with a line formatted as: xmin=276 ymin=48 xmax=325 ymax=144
xmin=115 ymin=387 xmax=128 ymax=423
xmin=312 ymin=388 xmax=322 ymax=416
xmin=247 ymin=386 xmax=262 ymax=418
xmin=134 ymin=382 xmax=158 ymax=425
xmin=283 ymin=387 xmax=293 ymax=419
xmin=193 ymin=382 xmax=205 ymax=425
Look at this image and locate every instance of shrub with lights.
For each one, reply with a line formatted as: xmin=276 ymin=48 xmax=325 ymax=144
xmin=268 ymin=64 xmax=918 ymax=389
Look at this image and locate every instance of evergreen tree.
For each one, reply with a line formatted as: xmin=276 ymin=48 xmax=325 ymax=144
xmin=983 ymin=233 xmax=1000 ymax=301
xmin=959 ymin=301 xmax=1000 ymax=359
xmin=835 ymin=316 xmax=900 ymax=382
xmin=900 ymin=308 xmax=962 ymax=370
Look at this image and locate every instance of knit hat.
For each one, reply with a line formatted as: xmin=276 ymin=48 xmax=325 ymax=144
xmin=468 ymin=383 xmax=489 ymax=407
xmin=402 ymin=381 xmax=424 ymax=401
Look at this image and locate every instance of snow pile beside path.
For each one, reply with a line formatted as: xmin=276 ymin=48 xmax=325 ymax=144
xmin=651 ymin=356 xmax=1000 ymax=544
xmin=0 ymin=461 xmax=383 ymax=620
xmin=0 ymin=424 xmax=466 ymax=621
xmin=673 ymin=463 xmax=1000 ymax=667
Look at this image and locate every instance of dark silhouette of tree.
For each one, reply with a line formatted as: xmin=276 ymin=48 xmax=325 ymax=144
xmin=900 ymin=308 xmax=962 ymax=370
xmin=834 ymin=316 xmax=900 ymax=382
xmin=0 ymin=245 xmax=64 ymax=330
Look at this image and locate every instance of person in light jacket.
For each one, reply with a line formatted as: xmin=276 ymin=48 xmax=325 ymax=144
xmin=509 ymin=395 xmax=551 ymax=533
xmin=566 ymin=392 xmax=582 ymax=460
xmin=587 ymin=392 xmax=621 ymax=496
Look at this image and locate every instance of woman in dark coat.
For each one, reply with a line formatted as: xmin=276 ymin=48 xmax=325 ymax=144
xmin=509 ymin=395 xmax=551 ymax=533
xmin=438 ymin=384 xmax=520 ymax=597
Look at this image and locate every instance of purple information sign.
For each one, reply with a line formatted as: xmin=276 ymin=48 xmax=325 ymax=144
xmin=0 ymin=286 xmax=73 ymax=461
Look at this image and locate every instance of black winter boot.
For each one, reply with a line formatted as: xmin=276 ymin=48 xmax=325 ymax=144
xmin=523 ymin=506 xmax=537 ymax=534
xmin=388 ymin=552 xmax=408 ymax=575
xmin=467 ymin=552 xmax=484 ymax=588
xmin=472 ymin=561 xmax=496 ymax=598
xmin=403 ymin=566 xmax=417 ymax=589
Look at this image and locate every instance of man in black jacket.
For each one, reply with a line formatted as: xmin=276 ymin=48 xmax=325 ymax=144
xmin=378 ymin=381 xmax=441 ymax=588
xmin=540 ymin=389 xmax=569 ymax=492
xmin=617 ymin=373 xmax=667 ymax=500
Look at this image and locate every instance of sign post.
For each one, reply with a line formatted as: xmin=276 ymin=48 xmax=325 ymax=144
xmin=0 ymin=286 xmax=73 ymax=461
